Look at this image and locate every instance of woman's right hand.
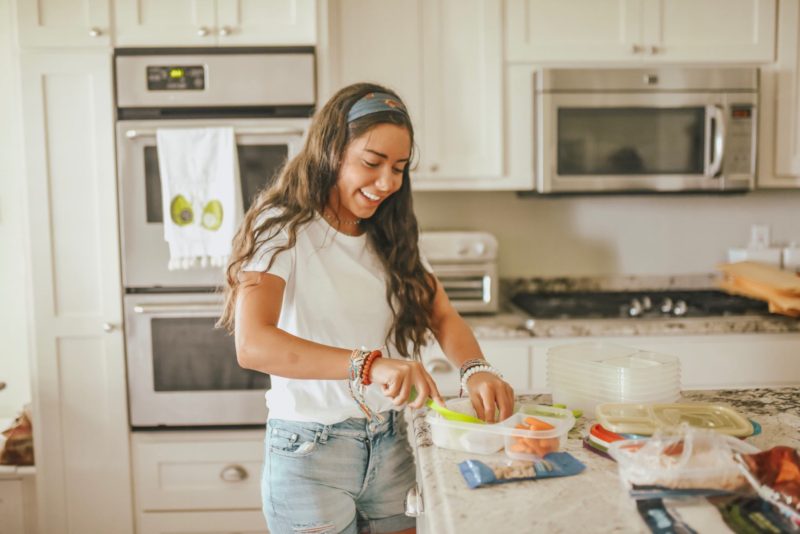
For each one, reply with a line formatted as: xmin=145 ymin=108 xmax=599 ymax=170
xmin=369 ymin=358 xmax=445 ymax=409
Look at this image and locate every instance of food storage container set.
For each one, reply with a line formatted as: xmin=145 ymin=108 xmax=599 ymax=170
xmin=547 ymin=341 xmax=681 ymax=414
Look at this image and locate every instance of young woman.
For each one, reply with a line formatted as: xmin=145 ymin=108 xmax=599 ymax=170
xmin=219 ymin=83 xmax=515 ymax=534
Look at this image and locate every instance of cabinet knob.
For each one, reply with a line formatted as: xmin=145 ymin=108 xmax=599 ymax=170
xmin=102 ymin=322 xmax=116 ymax=333
xmin=88 ymin=27 xmax=102 ymax=37
xmin=197 ymin=26 xmax=211 ymax=37
xmin=631 ymin=44 xmax=644 ymax=54
xmin=219 ymin=26 xmax=233 ymax=36
xmin=220 ymin=464 xmax=249 ymax=482
xmin=649 ymin=45 xmax=660 ymax=55
xmin=429 ymin=164 xmax=439 ymax=172
xmin=425 ymin=358 xmax=452 ymax=374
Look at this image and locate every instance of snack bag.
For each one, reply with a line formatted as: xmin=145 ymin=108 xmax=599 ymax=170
xmin=735 ymin=446 xmax=800 ymax=526
xmin=607 ymin=424 xmax=759 ymax=491
xmin=459 ymin=451 xmax=585 ymax=489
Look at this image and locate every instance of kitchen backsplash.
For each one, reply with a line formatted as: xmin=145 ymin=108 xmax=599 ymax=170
xmin=413 ymin=190 xmax=800 ymax=278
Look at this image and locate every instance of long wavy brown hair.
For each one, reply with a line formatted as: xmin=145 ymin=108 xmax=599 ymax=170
xmin=218 ymin=83 xmax=436 ymax=359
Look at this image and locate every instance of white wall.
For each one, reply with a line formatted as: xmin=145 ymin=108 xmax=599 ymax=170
xmin=414 ymin=190 xmax=800 ymax=277
xmin=0 ymin=0 xmax=32 ymax=418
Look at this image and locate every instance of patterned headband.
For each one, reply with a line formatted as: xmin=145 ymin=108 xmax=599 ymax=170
xmin=347 ymin=92 xmax=408 ymax=122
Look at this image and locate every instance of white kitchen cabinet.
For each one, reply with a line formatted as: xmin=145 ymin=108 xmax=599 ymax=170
xmin=114 ymin=0 xmax=316 ymax=47
xmin=505 ymin=0 xmax=776 ymax=63
xmin=132 ymin=430 xmax=267 ymax=534
xmin=327 ymin=0 xmax=511 ymax=190
xmin=15 ymin=0 xmax=112 ymax=47
xmin=421 ymin=338 xmax=533 ymax=396
xmin=0 ymin=479 xmax=24 ymax=534
xmin=0 ymin=471 xmax=37 ymax=534
xmin=138 ymin=511 xmax=268 ymax=534
xmin=529 ymin=333 xmax=800 ymax=392
xmin=20 ymin=52 xmax=134 ymax=534
xmin=758 ymin=0 xmax=800 ymax=188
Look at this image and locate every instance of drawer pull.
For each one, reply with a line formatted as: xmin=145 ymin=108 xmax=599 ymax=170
xmin=220 ymin=464 xmax=249 ymax=482
xmin=425 ymin=358 xmax=452 ymax=374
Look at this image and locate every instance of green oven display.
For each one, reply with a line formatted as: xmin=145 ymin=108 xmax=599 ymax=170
xmin=147 ymin=65 xmax=205 ymax=91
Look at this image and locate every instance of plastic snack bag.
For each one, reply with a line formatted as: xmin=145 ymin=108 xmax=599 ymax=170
xmin=607 ymin=423 xmax=759 ymax=491
xmin=735 ymin=446 xmax=800 ymax=527
xmin=459 ymin=451 xmax=585 ymax=489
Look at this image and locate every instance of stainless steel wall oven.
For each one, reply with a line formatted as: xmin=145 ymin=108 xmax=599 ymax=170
xmin=115 ymin=48 xmax=315 ymax=427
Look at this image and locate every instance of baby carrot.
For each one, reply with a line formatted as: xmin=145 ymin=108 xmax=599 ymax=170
xmin=524 ymin=416 xmax=555 ymax=431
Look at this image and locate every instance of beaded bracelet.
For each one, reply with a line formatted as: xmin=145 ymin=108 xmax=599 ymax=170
xmin=460 ymin=364 xmax=504 ymax=395
xmin=459 ymin=358 xmax=489 ymax=380
xmin=360 ymin=350 xmax=382 ymax=386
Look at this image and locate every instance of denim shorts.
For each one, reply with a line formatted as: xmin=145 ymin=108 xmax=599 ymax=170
xmin=262 ymin=410 xmax=417 ymax=534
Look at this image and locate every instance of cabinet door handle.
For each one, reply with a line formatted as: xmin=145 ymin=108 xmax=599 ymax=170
xmin=631 ymin=44 xmax=643 ymax=54
xmin=88 ymin=27 xmax=102 ymax=37
xmin=404 ymin=484 xmax=424 ymax=517
xmin=425 ymin=358 xmax=452 ymax=374
xmin=220 ymin=464 xmax=249 ymax=482
xmin=197 ymin=26 xmax=211 ymax=37
xmin=429 ymin=163 xmax=439 ymax=172
xmin=102 ymin=322 xmax=116 ymax=333
xmin=649 ymin=45 xmax=660 ymax=55
xmin=219 ymin=26 xmax=233 ymax=36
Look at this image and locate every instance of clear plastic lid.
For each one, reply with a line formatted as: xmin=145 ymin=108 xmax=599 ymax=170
xmin=596 ymin=402 xmax=754 ymax=437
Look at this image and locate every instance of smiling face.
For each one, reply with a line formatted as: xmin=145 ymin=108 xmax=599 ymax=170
xmin=327 ymin=123 xmax=411 ymax=227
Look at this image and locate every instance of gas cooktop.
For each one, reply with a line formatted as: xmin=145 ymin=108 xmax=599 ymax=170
xmin=510 ymin=289 xmax=770 ymax=320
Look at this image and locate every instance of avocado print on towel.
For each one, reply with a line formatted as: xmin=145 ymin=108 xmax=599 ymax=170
xmin=169 ymin=195 xmax=224 ymax=231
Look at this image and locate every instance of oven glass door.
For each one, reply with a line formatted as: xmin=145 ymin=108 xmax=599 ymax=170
xmin=124 ymin=293 xmax=270 ymax=427
xmin=117 ymin=117 xmax=308 ymax=289
xmin=540 ymin=92 xmax=751 ymax=193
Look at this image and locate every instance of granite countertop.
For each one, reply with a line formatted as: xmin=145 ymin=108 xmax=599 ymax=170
xmin=462 ymin=274 xmax=800 ymax=339
xmin=408 ymin=387 xmax=800 ymax=534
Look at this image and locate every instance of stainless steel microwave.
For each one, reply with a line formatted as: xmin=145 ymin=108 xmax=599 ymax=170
xmin=534 ymin=67 xmax=758 ymax=194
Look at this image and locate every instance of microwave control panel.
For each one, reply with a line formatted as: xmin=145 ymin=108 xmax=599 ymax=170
xmin=725 ymin=104 xmax=754 ymax=175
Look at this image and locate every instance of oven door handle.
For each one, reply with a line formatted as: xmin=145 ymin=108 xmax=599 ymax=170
xmin=133 ymin=303 xmax=222 ymax=314
xmin=124 ymin=126 xmax=306 ymax=139
xmin=705 ymin=105 xmax=726 ymax=178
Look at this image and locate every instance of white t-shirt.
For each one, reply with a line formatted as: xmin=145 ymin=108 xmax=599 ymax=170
xmin=242 ymin=212 xmax=402 ymax=424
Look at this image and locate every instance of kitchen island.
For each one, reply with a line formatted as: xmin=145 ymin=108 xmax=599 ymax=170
xmin=407 ymin=387 xmax=800 ymax=533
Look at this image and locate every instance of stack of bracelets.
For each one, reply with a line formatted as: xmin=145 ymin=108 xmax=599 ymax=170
xmin=347 ymin=348 xmax=384 ymax=422
xmin=459 ymin=358 xmax=503 ymax=396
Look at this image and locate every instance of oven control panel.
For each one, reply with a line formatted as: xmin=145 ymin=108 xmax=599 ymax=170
xmin=147 ymin=65 xmax=205 ymax=91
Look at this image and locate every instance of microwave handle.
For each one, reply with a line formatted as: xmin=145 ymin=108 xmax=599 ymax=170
xmin=705 ymin=105 xmax=726 ymax=178
xmin=133 ymin=303 xmax=222 ymax=314
xmin=124 ymin=126 xmax=305 ymax=139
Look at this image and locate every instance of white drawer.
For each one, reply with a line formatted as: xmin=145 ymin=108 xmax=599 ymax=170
xmin=138 ymin=510 xmax=268 ymax=534
xmin=132 ymin=430 xmax=264 ymax=511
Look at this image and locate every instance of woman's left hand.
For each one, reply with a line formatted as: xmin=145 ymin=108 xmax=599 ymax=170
xmin=466 ymin=373 xmax=515 ymax=423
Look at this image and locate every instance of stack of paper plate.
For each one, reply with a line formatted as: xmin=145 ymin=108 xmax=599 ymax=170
xmin=548 ymin=341 xmax=681 ymax=415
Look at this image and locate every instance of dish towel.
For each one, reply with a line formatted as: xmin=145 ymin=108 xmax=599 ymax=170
xmin=156 ymin=127 xmax=241 ymax=270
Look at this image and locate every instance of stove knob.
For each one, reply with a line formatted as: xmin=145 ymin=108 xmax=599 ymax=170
xmin=641 ymin=296 xmax=652 ymax=310
xmin=673 ymin=300 xmax=688 ymax=316
xmin=628 ymin=298 xmax=643 ymax=317
xmin=660 ymin=297 xmax=673 ymax=314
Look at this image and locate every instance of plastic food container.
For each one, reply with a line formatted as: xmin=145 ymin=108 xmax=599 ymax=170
xmin=499 ymin=405 xmax=575 ymax=461
xmin=547 ymin=341 xmax=681 ymax=415
xmin=596 ymin=402 xmax=754 ymax=437
xmin=425 ymin=400 xmax=575 ymax=459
